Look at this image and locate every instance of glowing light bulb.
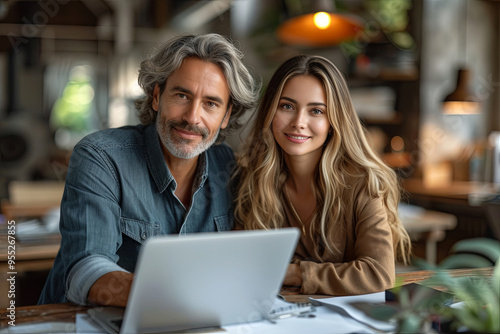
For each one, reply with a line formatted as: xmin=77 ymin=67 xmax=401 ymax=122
xmin=314 ymin=12 xmax=331 ymax=29
xmin=390 ymin=136 xmax=405 ymax=152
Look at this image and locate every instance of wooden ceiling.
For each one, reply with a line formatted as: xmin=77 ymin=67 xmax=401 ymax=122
xmin=0 ymin=0 xmax=193 ymax=53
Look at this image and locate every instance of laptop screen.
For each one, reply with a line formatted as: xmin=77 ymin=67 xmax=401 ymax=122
xmin=90 ymin=228 xmax=300 ymax=333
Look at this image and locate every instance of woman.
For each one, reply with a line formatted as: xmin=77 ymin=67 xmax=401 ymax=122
xmin=234 ymin=55 xmax=411 ymax=296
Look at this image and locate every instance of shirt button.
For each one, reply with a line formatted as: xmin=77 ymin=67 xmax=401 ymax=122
xmin=141 ymin=232 xmax=147 ymax=240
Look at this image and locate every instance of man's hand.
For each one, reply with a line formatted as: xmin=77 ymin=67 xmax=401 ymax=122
xmin=88 ymin=271 xmax=134 ymax=307
xmin=282 ymin=263 xmax=303 ymax=287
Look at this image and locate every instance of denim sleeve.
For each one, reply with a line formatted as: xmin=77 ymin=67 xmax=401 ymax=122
xmin=66 ymin=255 xmax=129 ymax=304
xmin=59 ymin=141 xmax=125 ymax=305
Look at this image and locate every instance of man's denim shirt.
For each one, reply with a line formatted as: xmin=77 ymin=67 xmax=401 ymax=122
xmin=38 ymin=124 xmax=235 ymax=305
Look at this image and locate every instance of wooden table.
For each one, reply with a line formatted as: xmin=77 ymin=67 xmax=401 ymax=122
xmin=401 ymin=178 xmax=500 ymax=262
xmin=283 ymin=266 xmax=494 ymax=303
xmin=402 ymin=179 xmax=498 ymax=204
xmin=0 ymin=267 xmax=494 ymax=328
xmin=399 ymin=206 xmax=457 ymax=265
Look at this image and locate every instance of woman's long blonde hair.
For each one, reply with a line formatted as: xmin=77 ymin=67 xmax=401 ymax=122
xmin=234 ymin=55 xmax=411 ymax=263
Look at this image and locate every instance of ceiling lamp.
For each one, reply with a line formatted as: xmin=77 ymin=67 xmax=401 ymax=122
xmin=442 ymin=0 xmax=480 ymax=115
xmin=277 ymin=1 xmax=364 ymax=47
xmin=442 ymin=68 xmax=480 ymax=115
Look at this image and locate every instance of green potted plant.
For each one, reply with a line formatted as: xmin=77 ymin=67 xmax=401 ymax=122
xmin=352 ymin=238 xmax=500 ymax=333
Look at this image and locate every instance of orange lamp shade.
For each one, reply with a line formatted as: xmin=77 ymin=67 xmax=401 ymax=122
xmin=277 ymin=12 xmax=364 ymax=47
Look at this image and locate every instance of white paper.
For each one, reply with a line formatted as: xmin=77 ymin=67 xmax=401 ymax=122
xmin=311 ymin=292 xmax=395 ymax=332
xmin=0 ymin=322 xmax=75 ymax=334
xmin=76 ymin=297 xmax=387 ymax=334
xmin=222 ymin=298 xmax=377 ymax=333
xmin=223 ymin=306 xmax=375 ymax=334
xmin=76 ymin=314 xmax=107 ymax=334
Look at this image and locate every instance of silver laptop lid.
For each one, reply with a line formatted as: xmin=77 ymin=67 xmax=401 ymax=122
xmin=121 ymin=228 xmax=300 ymax=333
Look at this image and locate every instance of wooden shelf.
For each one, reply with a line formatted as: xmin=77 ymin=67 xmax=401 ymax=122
xmin=348 ymin=68 xmax=419 ymax=84
xmin=382 ymin=152 xmax=411 ymax=168
xmin=1 ymin=200 xmax=60 ymax=222
xmin=361 ymin=113 xmax=403 ymax=125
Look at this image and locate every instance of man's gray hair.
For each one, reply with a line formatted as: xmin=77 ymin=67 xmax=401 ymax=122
xmin=135 ymin=33 xmax=260 ymax=143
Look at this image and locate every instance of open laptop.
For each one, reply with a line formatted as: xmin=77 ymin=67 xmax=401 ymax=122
xmin=88 ymin=228 xmax=300 ymax=333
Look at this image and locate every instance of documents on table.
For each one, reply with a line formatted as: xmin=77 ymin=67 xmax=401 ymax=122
xmin=0 ymin=322 xmax=76 ymax=334
xmin=224 ymin=295 xmax=393 ymax=334
xmin=74 ymin=295 xmax=394 ymax=334
xmin=310 ymin=291 xmax=395 ymax=332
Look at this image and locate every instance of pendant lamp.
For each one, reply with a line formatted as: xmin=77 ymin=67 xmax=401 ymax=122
xmin=442 ymin=68 xmax=480 ymax=115
xmin=442 ymin=0 xmax=480 ymax=115
xmin=277 ymin=0 xmax=364 ymax=47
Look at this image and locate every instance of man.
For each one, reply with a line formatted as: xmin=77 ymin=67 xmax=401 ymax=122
xmin=38 ymin=34 xmax=259 ymax=306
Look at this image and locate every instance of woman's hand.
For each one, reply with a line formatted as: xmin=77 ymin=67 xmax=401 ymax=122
xmin=283 ymin=263 xmax=303 ymax=287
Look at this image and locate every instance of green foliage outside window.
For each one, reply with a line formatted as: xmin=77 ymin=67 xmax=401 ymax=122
xmin=50 ymin=65 xmax=95 ymax=132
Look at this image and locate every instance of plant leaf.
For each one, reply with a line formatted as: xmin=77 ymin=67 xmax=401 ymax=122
xmin=438 ymin=253 xmax=494 ymax=270
xmin=398 ymin=314 xmax=424 ymax=333
xmin=493 ymin=260 xmax=500 ymax=296
xmin=451 ymin=238 xmax=500 ymax=264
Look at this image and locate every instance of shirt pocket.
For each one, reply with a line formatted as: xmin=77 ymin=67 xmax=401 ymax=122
xmin=214 ymin=213 xmax=233 ymax=231
xmin=120 ymin=217 xmax=160 ymax=244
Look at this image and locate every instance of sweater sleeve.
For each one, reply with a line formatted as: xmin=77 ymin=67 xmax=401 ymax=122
xmin=297 ymin=191 xmax=395 ymax=296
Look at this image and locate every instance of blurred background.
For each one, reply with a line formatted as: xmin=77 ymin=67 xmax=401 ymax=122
xmin=0 ymin=0 xmax=499 ymax=307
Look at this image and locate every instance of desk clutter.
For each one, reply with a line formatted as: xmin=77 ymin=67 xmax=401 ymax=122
xmin=5 ymin=208 xmax=61 ymax=244
xmin=1 ymin=181 xmax=63 ymax=244
xmin=1 ymin=267 xmax=496 ymax=333
xmin=72 ymin=290 xmax=454 ymax=333
xmin=77 ymin=275 xmax=497 ymax=334
xmin=76 ymin=295 xmax=391 ymax=334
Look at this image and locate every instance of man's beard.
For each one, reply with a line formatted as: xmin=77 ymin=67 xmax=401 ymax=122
xmin=156 ymin=118 xmax=220 ymax=159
